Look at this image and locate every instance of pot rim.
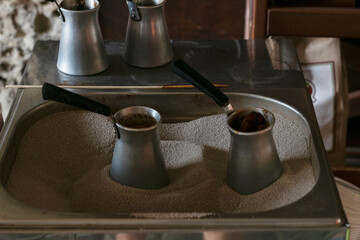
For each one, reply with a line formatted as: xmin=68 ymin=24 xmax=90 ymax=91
xmin=114 ymin=106 xmax=162 ymax=132
xmin=60 ymin=0 xmax=100 ymax=12
xmin=227 ymin=107 xmax=275 ymax=135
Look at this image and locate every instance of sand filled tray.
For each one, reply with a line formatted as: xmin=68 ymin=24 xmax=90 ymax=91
xmin=0 ymin=89 xmax=346 ymax=232
xmin=5 ymin=106 xmax=314 ymax=215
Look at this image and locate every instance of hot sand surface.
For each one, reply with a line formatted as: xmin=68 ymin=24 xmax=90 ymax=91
xmin=5 ymin=110 xmax=315 ymax=216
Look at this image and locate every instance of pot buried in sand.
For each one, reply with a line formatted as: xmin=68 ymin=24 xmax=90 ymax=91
xmin=42 ymin=83 xmax=169 ymax=190
xmin=226 ymin=107 xmax=283 ymax=195
xmin=171 ymin=60 xmax=283 ymax=194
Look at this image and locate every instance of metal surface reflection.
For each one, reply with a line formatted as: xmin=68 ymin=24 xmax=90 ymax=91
xmin=21 ymin=39 xmax=302 ymax=90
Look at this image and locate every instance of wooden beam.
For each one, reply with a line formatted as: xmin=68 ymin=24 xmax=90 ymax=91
xmin=267 ymin=7 xmax=360 ymax=38
xmin=244 ymin=0 xmax=268 ymax=39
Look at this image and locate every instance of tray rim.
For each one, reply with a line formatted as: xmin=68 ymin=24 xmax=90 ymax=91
xmin=0 ymin=89 xmax=347 ymax=231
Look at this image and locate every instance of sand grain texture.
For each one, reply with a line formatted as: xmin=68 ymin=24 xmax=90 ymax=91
xmin=6 ymin=110 xmax=315 ymax=216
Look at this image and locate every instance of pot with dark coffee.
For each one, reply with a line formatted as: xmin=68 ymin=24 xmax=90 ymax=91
xmin=42 ymin=83 xmax=169 ymax=190
xmin=110 ymin=106 xmax=168 ymax=189
xmin=226 ymin=108 xmax=283 ymax=194
xmin=171 ymin=60 xmax=283 ymax=195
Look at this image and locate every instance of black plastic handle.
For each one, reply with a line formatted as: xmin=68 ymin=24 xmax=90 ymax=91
xmin=171 ymin=59 xmax=229 ymax=108
xmin=42 ymin=83 xmax=111 ymax=116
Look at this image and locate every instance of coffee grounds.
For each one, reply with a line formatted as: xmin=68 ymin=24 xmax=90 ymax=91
xmin=5 ymin=110 xmax=315 ymax=216
xmin=238 ymin=111 xmax=268 ymax=132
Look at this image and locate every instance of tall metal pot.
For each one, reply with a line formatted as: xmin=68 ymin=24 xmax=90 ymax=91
xmin=123 ymin=0 xmax=173 ymax=68
xmin=57 ymin=0 xmax=109 ymax=75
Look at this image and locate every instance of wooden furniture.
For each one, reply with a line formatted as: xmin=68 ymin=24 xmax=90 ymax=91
xmin=244 ymin=1 xmax=360 ymax=39
xmin=244 ymin=0 xmax=360 ymax=186
xmin=267 ymin=7 xmax=360 ymax=38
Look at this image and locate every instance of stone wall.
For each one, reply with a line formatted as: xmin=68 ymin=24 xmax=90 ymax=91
xmin=0 ymin=0 xmax=62 ymax=120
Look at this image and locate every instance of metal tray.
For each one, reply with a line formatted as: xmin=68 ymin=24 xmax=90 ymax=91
xmin=0 ymin=88 xmax=347 ymax=236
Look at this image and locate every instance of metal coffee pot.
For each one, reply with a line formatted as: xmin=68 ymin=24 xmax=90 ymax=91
xmin=172 ymin=60 xmax=283 ymax=195
xmin=110 ymin=106 xmax=169 ymax=189
xmin=56 ymin=0 xmax=109 ymax=75
xmin=42 ymin=83 xmax=169 ymax=190
xmin=226 ymin=108 xmax=283 ymax=194
xmin=123 ymin=0 xmax=174 ymax=68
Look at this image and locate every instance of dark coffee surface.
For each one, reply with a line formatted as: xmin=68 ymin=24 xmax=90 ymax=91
xmin=119 ymin=114 xmax=157 ymax=129
xmin=232 ymin=112 xmax=269 ymax=132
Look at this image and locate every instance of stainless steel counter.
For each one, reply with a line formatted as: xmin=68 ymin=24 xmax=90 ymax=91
xmin=22 ymin=39 xmax=304 ymax=90
xmin=0 ymin=39 xmax=348 ymax=239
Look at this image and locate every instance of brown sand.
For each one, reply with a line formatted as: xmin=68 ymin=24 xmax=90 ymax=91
xmin=5 ymin=110 xmax=315 ymax=216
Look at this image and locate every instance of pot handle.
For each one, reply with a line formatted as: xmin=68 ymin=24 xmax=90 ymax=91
xmin=171 ymin=59 xmax=229 ymax=108
xmin=42 ymin=83 xmax=111 ymax=116
xmin=127 ymin=0 xmax=141 ymax=21
xmin=46 ymin=0 xmax=65 ymax=22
